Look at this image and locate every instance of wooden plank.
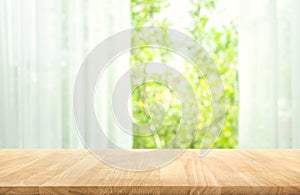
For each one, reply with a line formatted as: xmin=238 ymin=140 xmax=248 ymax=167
xmin=0 ymin=149 xmax=299 ymax=194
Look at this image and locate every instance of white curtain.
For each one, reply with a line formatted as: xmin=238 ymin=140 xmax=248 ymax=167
xmin=239 ymin=0 xmax=300 ymax=148
xmin=0 ymin=0 xmax=131 ymax=148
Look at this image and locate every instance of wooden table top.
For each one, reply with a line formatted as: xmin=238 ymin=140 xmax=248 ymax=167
xmin=0 ymin=149 xmax=299 ymax=194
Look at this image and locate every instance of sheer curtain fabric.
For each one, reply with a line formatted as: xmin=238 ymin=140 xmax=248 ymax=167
xmin=238 ymin=0 xmax=300 ymax=148
xmin=0 ymin=0 xmax=131 ymax=148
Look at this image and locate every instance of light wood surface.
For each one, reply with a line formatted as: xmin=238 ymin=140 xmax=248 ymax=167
xmin=0 ymin=149 xmax=299 ymax=194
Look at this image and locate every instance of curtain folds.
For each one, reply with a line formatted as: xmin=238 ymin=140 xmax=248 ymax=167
xmin=238 ymin=0 xmax=300 ymax=148
xmin=0 ymin=0 xmax=131 ymax=148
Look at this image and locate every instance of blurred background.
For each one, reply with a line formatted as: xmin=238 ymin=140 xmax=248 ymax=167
xmin=0 ymin=0 xmax=299 ymax=149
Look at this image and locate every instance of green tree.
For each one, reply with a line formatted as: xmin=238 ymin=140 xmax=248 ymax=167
xmin=130 ymin=0 xmax=238 ymax=149
xmin=188 ymin=0 xmax=238 ymax=148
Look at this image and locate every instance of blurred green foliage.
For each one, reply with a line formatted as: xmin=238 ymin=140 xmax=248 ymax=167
xmin=130 ymin=0 xmax=238 ymax=149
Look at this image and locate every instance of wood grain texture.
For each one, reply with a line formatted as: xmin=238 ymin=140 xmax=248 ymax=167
xmin=0 ymin=149 xmax=299 ymax=194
